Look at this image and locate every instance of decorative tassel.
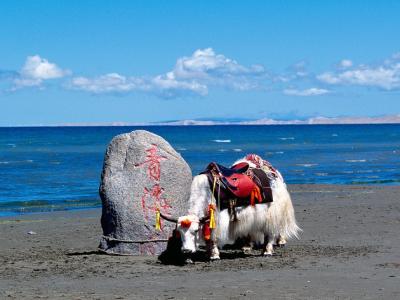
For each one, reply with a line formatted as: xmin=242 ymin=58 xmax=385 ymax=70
xmin=250 ymin=186 xmax=262 ymax=206
xmin=255 ymin=186 xmax=262 ymax=203
xmin=250 ymin=190 xmax=255 ymax=206
xmin=209 ymin=204 xmax=216 ymax=229
xmin=203 ymin=223 xmax=211 ymax=241
xmin=180 ymin=218 xmax=192 ymax=228
xmin=155 ymin=209 xmax=161 ymax=230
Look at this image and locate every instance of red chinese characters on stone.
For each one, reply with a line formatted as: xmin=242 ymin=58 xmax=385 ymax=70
xmin=135 ymin=145 xmax=167 ymax=181
xmin=136 ymin=144 xmax=171 ymax=234
xmin=140 ymin=184 xmax=172 ymax=222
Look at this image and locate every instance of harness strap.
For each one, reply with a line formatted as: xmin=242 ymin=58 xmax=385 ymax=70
xmin=102 ymin=235 xmax=168 ymax=244
xmin=211 ymin=175 xmax=217 ymax=201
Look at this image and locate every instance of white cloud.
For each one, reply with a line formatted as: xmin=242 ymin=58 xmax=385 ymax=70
xmin=69 ymin=48 xmax=266 ymax=97
xmin=7 ymin=50 xmax=400 ymax=97
xmin=339 ymin=59 xmax=353 ymax=68
xmin=288 ymin=60 xmax=309 ymax=78
xmin=14 ymin=55 xmax=70 ymax=88
xmin=318 ymin=54 xmax=400 ymax=90
xmin=275 ymin=60 xmax=310 ymax=84
xmin=316 ymin=72 xmax=341 ymax=84
xmin=21 ymin=55 xmax=68 ymax=79
xmin=173 ymin=48 xmax=264 ymax=82
xmin=318 ymin=67 xmax=400 ymax=90
xmin=165 ymin=47 xmax=267 ymax=93
xmin=70 ymin=73 xmax=149 ymax=93
xmin=69 ymin=72 xmax=207 ymax=97
xmin=283 ymin=88 xmax=330 ymax=96
xmin=151 ymin=73 xmax=208 ymax=97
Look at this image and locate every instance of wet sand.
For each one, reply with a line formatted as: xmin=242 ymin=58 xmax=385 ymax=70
xmin=1 ymin=184 xmax=399 ymax=299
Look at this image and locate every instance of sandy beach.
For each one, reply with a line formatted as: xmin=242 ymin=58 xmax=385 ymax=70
xmin=1 ymin=184 xmax=399 ymax=299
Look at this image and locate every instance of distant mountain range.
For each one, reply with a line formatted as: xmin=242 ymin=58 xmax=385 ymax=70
xmin=7 ymin=115 xmax=400 ymax=127
xmin=154 ymin=115 xmax=400 ymax=126
xmin=72 ymin=115 xmax=400 ymax=126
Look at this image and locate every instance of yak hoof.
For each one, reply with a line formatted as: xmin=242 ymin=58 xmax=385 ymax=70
xmin=262 ymin=251 xmax=273 ymax=257
xmin=185 ymin=258 xmax=194 ymax=264
xmin=242 ymin=246 xmax=252 ymax=255
xmin=277 ymin=237 xmax=287 ymax=247
xmin=210 ymin=256 xmax=220 ymax=261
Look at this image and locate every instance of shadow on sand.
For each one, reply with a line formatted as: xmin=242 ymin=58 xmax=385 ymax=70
xmin=158 ymin=231 xmax=250 ymax=266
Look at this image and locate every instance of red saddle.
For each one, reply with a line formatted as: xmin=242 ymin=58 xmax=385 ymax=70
xmin=204 ymin=162 xmax=255 ymax=198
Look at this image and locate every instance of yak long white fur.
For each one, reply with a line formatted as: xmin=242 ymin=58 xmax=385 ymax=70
xmin=187 ymin=173 xmax=212 ymax=219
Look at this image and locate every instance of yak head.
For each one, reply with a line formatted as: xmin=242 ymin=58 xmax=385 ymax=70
xmin=176 ymin=215 xmax=202 ymax=254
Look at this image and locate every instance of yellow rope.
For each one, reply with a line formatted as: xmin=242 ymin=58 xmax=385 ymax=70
xmin=155 ymin=208 xmax=161 ymax=230
xmin=209 ymin=176 xmax=217 ymax=229
xmin=209 ymin=205 xmax=216 ymax=229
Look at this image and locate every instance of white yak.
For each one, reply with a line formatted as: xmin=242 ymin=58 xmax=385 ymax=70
xmin=165 ymin=155 xmax=301 ymax=260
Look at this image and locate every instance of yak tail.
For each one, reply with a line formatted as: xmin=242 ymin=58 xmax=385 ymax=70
xmin=282 ymin=214 xmax=302 ymax=240
xmin=268 ymin=180 xmax=302 ymax=240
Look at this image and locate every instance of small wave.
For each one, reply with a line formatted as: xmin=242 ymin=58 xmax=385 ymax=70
xmin=266 ymin=151 xmax=284 ymax=156
xmin=213 ymin=139 xmax=231 ymax=143
xmin=279 ymin=137 xmax=295 ymax=141
xmin=296 ymin=163 xmax=317 ymax=167
xmin=356 ymin=169 xmax=374 ymax=173
xmin=233 ymin=148 xmax=242 ymax=152
xmin=0 ymin=198 xmax=101 ymax=215
xmin=346 ymin=159 xmax=366 ymax=163
xmin=316 ymin=173 xmax=328 ymax=176
xmin=0 ymin=160 xmax=34 ymax=164
xmin=176 ymin=148 xmax=187 ymax=151
xmin=6 ymin=143 xmax=17 ymax=147
xmin=331 ymin=134 xmax=338 ymax=137
xmin=218 ymin=149 xmax=228 ymax=152
xmin=350 ymin=179 xmax=400 ymax=185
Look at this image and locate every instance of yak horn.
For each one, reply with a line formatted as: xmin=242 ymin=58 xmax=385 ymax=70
xmin=159 ymin=212 xmax=178 ymax=223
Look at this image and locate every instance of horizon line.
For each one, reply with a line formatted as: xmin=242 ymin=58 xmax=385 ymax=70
xmin=1 ymin=115 xmax=400 ymax=127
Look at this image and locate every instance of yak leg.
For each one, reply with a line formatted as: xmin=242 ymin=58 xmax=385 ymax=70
xmin=276 ymin=234 xmax=287 ymax=247
xmin=262 ymin=234 xmax=275 ymax=256
xmin=243 ymin=232 xmax=264 ymax=254
xmin=207 ymin=240 xmax=220 ymax=260
xmin=241 ymin=236 xmax=253 ymax=255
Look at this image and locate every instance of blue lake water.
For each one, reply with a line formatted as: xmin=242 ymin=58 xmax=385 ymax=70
xmin=0 ymin=125 xmax=399 ymax=216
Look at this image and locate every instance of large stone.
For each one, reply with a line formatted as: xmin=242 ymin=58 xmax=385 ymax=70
xmin=98 ymin=130 xmax=192 ymax=255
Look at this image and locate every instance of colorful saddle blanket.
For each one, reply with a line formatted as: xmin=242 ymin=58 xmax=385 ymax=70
xmin=202 ymin=160 xmax=274 ymax=210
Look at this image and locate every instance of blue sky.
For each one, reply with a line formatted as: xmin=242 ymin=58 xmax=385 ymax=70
xmin=1 ymin=1 xmax=400 ymax=125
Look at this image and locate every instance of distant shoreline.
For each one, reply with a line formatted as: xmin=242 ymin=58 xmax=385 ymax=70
xmin=2 ymin=118 xmax=400 ymax=128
